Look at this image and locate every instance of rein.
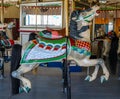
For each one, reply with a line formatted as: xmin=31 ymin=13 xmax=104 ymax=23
xmin=84 ymin=12 xmax=95 ymax=22
xmin=76 ymin=11 xmax=95 ymax=23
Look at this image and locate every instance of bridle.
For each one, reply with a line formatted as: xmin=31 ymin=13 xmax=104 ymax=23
xmin=76 ymin=11 xmax=96 ymax=23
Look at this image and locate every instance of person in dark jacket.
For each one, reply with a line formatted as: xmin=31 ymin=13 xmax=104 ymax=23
xmin=108 ymin=31 xmax=119 ymax=75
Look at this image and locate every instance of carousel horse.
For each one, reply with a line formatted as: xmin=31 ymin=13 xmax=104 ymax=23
xmin=98 ymin=30 xmax=119 ymax=74
xmin=102 ymin=37 xmax=111 ymax=58
xmin=11 ymin=5 xmax=109 ymax=94
xmin=0 ymin=23 xmax=14 ymax=63
xmin=97 ymin=33 xmax=112 ymax=59
xmin=102 ymin=31 xmax=118 ymax=59
xmin=0 ymin=22 xmax=15 ymax=48
xmin=0 ymin=22 xmax=15 ymax=78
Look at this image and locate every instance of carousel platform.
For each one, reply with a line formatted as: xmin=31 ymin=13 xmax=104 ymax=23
xmin=0 ymin=60 xmax=120 ymax=99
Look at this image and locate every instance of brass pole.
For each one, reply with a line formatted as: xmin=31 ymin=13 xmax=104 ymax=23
xmin=1 ymin=0 xmax=4 ymax=23
xmin=32 ymin=0 xmax=38 ymax=75
xmin=64 ymin=0 xmax=69 ymax=36
xmin=72 ymin=0 xmax=75 ymax=11
xmin=19 ymin=0 xmax=21 ymax=4
xmin=64 ymin=0 xmax=71 ymax=99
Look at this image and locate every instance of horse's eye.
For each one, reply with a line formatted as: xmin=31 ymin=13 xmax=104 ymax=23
xmin=46 ymin=33 xmax=50 ymax=35
xmin=81 ymin=12 xmax=87 ymax=16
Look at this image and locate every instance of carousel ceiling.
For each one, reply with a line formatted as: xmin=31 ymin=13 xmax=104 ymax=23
xmin=0 ymin=0 xmax=18 ymax=7
xmin=99 ymin=0 xmax=120 ymax=10
xmin=0 ymin=0 xmax=120 ymax=10
xmin=0 ymin=0 xmax=18 ymax=3
xmin=74 ymin=0 xmax=120 ymax=10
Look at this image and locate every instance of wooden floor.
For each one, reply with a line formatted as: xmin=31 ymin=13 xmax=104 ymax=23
xmin=0 ymin=60 xmax=120 ymax=99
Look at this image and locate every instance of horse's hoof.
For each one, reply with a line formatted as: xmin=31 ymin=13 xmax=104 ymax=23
xmin=19 ymin=87 xmax=24 ymax=93
xmin=19 ymin=86 xmax=31 ymax=93
xmin=100 ymin=76 xmax=107 ymax=83
xmin=23 ymin=86 xmax=31 ymax=93
xmin=85 ymin=75 xmax=91 ymax=81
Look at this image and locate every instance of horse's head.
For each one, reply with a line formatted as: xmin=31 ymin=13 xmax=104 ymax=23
xmin=70 ymin=5 xmax=100 ymax=40
xmin=7 ymin=22 xmax=15 ymax=29
xmin=76 ymin=5 xmax=100 ymax=23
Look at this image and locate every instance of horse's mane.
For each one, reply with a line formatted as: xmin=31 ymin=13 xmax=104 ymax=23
xmin=69 ymin=10 xmax=89 ymax=39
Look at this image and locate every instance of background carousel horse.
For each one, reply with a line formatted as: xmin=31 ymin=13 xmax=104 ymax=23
xmin=0 ymin=22 xmax=15 ymax=79
xmin=102 ymin=31 xmax=118 ymax=59
xmin=94 ymin=30 xmax=115 ymax=59
xmin=0 ymin=22 xmax=15 ymax=60
xmin=98 ymin=30 xmax=119 ymax=75
xmin=11 ymin=5 xmax=109 ymax=95
xmin=102 ymin=35 xmax=111 ymax=59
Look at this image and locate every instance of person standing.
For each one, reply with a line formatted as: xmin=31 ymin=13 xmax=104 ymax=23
xmin=108 ymin=31 xmax=119 ymax=75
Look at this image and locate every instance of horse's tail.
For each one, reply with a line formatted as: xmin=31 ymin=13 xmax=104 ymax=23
xmin=10 ymin=44 xmax=22 ymax=95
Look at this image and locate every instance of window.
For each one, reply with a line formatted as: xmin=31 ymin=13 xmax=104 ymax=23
xmin=20 ymin=1 xmax=63 ymax=28
xmin=108 ymin=22 xmax=113 ymax=32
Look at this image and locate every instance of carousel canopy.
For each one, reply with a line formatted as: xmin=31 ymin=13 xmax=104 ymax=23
xmin=74 ymin=0 xmax=120 ymax=10
xmin=0 ymin=0 xmax=120 ymax=10
xmin=0 ymin=0 xmax=18 ymax=7
xmin=99 ymin=0 xmax=120 ymax=10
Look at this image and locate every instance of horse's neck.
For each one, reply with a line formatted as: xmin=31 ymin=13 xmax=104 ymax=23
xmin=76 ymin=19 xmax=91 ymax=42
xmin=79 ymin=29 xmax=91 ymax=42
xmin=5 ymin=29 xmax=13 ymax=39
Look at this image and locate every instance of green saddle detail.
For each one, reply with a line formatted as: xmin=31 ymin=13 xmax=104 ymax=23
xmin=72 ymin=46 xmax=91 ymax=56
xmin=38 ymin=37 xmax=67 ymax=44
xmin=20 ymin=37 xmax=71 ymax=64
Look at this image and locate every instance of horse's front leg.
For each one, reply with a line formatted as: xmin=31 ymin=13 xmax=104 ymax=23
xmin=12 ymin=64 xmax=39 ymax=93
xmin=68 ymin=55 xmax=100 ymax=82
xmin=85 ymin=64 xmax=99 ymax=82
xmin=83 ymin=58 xmax=109 ymax=83
xmin=98 ymin=59 xmax=109 ymax=83
xmin=70 ymin=54 xmax=109 ymax=82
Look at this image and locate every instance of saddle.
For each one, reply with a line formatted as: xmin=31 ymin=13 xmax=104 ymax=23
xmin=21 ymin=33 xmax=71 ymax=64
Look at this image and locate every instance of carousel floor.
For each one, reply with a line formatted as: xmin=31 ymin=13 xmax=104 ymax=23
xmin=0 ymin=60 xmax=120 ymax=99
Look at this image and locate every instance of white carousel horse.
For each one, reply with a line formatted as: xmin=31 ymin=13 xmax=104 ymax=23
xmin=102 ymin=31 xmax=119 ymax=58
xmin=11 ymin=5 xmax=109 ymax=94
xmin=0 ymin=22 xmax=15 ymax=39
xmin=6 ymin=22 xmax=15 ymax=40
xmin=102 ymin=37 xmax=111 ymax=58
xmin=0 ymin=22 xmax=15 ymax=60
xmin=0 ymin=22 xmax=15 ymax=78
